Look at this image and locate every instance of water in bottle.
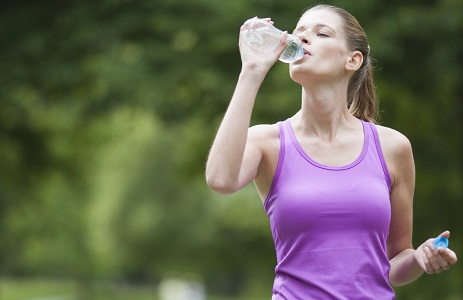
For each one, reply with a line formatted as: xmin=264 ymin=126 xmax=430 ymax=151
xmin=241 ymin=18 xmax=304 ymax=63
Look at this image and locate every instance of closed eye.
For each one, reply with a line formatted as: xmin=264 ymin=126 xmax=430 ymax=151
xmin=317 ymin=33 xmax=330 ymax=37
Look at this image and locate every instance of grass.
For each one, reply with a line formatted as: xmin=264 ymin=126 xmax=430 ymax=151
xmin=0 ymin=278 xmax=157 ymax=300
xmin=0 ymin=278 xmax=268 ymax=300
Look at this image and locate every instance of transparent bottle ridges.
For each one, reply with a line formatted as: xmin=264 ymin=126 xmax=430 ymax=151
xmin=241 ymin=18 xmax=304 ymax=63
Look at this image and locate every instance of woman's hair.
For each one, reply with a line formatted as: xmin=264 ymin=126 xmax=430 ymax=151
xmin=303 ymin=5 xmax=378 ymax=123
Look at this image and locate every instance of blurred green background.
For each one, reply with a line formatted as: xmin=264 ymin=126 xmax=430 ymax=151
xmin=0 ymin=0 xmax=461 ymax=299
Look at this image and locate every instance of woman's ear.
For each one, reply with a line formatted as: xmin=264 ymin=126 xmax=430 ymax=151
xmin=346 ymin=51 xmax=363 ymax=71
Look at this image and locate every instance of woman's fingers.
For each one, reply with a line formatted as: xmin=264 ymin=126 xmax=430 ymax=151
xmin=423 ymin=243 xmax=458 ymax=274
xmin=423 ymin=246 xmax=441 ymax=273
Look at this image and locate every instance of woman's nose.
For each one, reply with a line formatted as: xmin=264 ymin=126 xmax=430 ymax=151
xmin=298 ymin=34 xmax=310 ymax=44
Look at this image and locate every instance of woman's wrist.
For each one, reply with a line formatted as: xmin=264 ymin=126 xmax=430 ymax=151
xmin=240 ymin=64 xmax=269 ymax=83
xmin=389 ymin=249 xmax=424 ymax=287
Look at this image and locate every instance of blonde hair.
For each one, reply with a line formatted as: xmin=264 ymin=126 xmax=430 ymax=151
xmin=304 ymin=5 xmax=378 ymax=123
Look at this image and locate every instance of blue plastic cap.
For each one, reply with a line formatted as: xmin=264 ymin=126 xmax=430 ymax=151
xmin=434 ymin=236 xmax=449 ymax=249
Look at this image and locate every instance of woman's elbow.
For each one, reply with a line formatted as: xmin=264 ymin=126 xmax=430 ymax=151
xmin=205 ymin=174 xmax=238 ymax=195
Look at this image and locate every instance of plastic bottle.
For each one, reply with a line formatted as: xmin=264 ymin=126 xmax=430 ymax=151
xmin=241 ymin=18 xmax=304 ymax=63
xmin=434 ymin=236 xmax=449 ymax=249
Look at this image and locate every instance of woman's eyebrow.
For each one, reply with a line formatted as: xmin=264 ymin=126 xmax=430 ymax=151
xmin=292 ymin=26 xmax=306 ymax=34
xmin=293 ymin=24 xmax=336 ymax=34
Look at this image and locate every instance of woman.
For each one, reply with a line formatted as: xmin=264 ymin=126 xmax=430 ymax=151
xmin=205 ymin=4 xmax=457 ymax=299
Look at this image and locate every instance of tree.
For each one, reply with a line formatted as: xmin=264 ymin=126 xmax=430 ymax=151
xmin=0 ymin=0 xmax=461 ymax=297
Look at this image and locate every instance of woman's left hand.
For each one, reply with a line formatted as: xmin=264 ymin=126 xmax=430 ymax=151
xmin=414 ymin=230 xmax=458 ymax=274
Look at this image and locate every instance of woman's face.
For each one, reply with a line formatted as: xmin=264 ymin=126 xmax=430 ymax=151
xmin=289 ymin=9 xmax=351 ymax=84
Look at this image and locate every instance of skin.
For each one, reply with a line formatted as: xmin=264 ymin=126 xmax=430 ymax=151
xmin=206 ymin=9 xmax=457 ymax=287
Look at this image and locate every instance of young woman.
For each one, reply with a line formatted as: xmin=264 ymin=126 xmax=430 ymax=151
xmin=206 ymin=4 xmax=457 ymax=299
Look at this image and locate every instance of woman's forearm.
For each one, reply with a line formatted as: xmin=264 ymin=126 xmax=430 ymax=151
xmin=389 ymin=249 xmax=424 ymax=287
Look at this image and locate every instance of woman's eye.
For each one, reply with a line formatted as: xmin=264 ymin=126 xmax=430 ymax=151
xmin=318 ymin=33 xmax=329 ymax=37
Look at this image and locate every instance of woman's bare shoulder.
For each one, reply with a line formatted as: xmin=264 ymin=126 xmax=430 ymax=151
xmin=375 ymin=124 xmax=411 ymax=147
xmin=248 ymin=123 xmax=280 ymax=143
xmin=248 ymin=123 xmax=281 ymax=167
xmin=374 ymin=124 xmax=415 ymax=187
xmin=374 ymin=124 xmax=413 ymax=164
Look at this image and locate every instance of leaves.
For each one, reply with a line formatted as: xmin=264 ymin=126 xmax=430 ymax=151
xmin=0 ymin=0 xmax=461 ymax=297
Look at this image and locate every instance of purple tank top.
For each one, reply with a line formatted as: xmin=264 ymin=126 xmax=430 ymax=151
xmin=264 ymin=119 xmax=395 ymax=300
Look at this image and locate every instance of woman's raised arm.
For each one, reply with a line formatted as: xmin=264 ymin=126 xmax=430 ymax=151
xmin=206 ymin=18 xmax=287 ymax=194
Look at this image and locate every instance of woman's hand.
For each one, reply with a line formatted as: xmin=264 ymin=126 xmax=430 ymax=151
xmin=414 ymin=230 xmax=458 ymax=274
xmin=239 ymin=17 xmax=288 ymax=73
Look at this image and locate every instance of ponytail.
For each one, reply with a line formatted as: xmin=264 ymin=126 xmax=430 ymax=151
xmin=348 ymin=51 xmax=378 ymax=123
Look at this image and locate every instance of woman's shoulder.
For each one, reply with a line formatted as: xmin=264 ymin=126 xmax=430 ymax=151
xmin=248 ymin=122 xmax=280 ymax=141
xmin=374 ymin=124 xmax=411 ymax=147
xmin=248 ymin=122 xmax=281 ymax=157
xmin=373 ymin=124 xmax=413 ymax=162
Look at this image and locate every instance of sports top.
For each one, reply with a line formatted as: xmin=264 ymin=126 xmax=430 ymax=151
xmin=264 ymin=119 xmax=395 ymax=300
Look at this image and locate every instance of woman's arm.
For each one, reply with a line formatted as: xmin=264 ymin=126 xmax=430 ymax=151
xmin=205 ymin=19 xmax=287 ymax=194
xmin=205 ymin=68 xmax=266 ymax=194
xmin=378 ymin=126 xmax=457 ymax=286
xmin=382 ymin=126 xmax=418 ymax=286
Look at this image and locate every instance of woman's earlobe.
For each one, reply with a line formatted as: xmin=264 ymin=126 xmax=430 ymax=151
xmin=346 ymin=51 xmax=363 ymax=71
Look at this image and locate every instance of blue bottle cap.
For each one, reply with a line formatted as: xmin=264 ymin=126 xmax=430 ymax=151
xmin=434 ymin=236 xmax=449 ymax=249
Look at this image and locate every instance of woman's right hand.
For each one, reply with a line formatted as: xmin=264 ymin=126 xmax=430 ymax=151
xmin=239 ymin=17 xmax=288 ymax=73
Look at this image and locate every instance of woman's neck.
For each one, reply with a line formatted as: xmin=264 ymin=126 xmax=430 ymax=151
xmin=292 ymin=83 xmax=358 ymax=141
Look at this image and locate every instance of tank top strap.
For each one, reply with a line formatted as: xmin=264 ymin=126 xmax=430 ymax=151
xmin=280 ymin=118 xmax=292 ymax=141
xmin=264 ymin=121 xmax=287 ymax=211
xmin=280 ymin=118 xmax=298 ymax=154
xmin=275 ymin=120 xmax=287 ymax=176
xmin=366 ymin=122 xmax=392 ymax=191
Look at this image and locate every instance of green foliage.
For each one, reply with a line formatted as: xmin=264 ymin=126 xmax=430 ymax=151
xmin=0 ymin=0 xmax=461 ymax=298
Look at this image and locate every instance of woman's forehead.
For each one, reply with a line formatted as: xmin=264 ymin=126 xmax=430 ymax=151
xmin=296 ymin=9 xmax=343 ymax=30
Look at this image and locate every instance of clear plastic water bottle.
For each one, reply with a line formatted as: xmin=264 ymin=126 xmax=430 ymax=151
xmin=241 ymin=18 xmax=304 ymax=63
